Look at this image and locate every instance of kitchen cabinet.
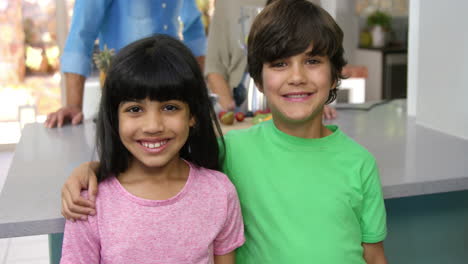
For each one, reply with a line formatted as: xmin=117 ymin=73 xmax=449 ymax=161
xmin=355 ymin=46 xmax=407 ymax=101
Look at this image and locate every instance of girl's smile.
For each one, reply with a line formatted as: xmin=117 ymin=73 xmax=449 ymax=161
xmin=139 ymin=139 xmax=169 ymax=152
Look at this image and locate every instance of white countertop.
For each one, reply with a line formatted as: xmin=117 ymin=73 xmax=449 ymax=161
xmin=1 ymin=99 xmax=467 ymax=238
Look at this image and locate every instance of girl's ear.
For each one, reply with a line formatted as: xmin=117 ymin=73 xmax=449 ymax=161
xmin=255 ymin=82 xmax=264 ymax=93
xmin=189 ymin=115 xmax=196 ymax=128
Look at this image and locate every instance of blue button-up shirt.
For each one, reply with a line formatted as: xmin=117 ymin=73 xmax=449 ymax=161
xmin=61 ymin=0 xmax=207 ymax=76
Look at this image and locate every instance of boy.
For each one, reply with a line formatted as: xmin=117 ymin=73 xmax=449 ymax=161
xmin=62 ymin=1 xmax=387 ymax=263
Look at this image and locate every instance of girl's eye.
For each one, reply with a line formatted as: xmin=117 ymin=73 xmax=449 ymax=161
xmin=163 ymin=104 xmax=179 ymax=111
xmin=127 ymin=106 xmax=142 ymax=113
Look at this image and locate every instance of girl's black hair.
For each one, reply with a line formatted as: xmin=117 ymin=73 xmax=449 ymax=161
xmin=96 ymin=34 xmax=225 ymax=182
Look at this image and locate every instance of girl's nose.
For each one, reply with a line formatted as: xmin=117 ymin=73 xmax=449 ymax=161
xmin=288 ymin=64 xmax=307 ymax=86
xmin=142 ymin=112 xmax=164 ymax=134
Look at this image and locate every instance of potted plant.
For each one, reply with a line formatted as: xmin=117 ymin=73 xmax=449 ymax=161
xmin=366 ymin=10 xmax=392 ymax=47
xmin=92 ymin=45 xmax=115 ymax=87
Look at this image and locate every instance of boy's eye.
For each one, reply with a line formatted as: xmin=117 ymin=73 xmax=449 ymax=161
xmin=306 ymin=58 xmax=321 ymax=64
xmin=270 ymin=61 xmax=286 ymax=68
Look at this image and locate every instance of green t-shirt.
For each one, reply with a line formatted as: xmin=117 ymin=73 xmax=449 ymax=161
xmin=221 ymin=120 xmax=387 ymax=264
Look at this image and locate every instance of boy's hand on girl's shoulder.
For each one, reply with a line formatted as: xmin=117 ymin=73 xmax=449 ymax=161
xmin=61 ymin=161 xmax=99 ymax=221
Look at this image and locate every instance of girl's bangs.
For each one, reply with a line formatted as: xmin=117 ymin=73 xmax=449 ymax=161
xmin=107 ymin=47 xmax=197 ymax=105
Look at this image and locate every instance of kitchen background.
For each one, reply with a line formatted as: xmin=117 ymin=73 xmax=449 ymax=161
xmin=0 ymin=0 xmax=467 ymax=262
xmin=0 ymin=0 xmax=411 ymax=147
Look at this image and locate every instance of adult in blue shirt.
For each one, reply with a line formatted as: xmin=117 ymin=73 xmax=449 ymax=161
xmin=45 ymin=0 xmax=207 ymax=128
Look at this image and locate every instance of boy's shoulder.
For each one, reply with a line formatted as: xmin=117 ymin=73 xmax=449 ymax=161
xmin=223 ymin=121 xmax=271 ymax=142
xmin=332 ymin=128 xmax=376 ymax=162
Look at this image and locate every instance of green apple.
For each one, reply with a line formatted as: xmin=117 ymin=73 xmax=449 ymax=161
xmin=220 ymin=111 xmax=235 ymax=125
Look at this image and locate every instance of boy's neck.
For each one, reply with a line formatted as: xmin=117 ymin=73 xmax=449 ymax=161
xmin=273 ymin=111 xmax=332 ymax=139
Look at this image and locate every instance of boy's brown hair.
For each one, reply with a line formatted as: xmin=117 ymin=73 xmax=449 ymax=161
xmin=247 ymin=0 xmax=347 ymax=104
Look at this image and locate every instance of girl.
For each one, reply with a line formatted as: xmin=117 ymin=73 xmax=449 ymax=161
xmin=60 ymin=35 xmax=244 ymax=264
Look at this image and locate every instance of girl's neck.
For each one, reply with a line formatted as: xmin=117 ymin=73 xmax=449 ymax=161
xmin=119 ymin=156 xmax=189 ymax=185
xmin=117 ymin=157 xmax=190 ymax=201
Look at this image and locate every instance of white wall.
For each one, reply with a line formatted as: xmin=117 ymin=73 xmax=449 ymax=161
xmin=321 ymin=0 xmax=358 ymax=63
xmin=320 ymin=0 xmax=337 ymax=18
xmin=406 ymin=0 xmax=419 ymax=115
xmin=407 ymin=0 xmax=468 ymax=140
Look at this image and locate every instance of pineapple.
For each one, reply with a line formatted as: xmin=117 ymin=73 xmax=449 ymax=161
xmin=92 ymin=45 xmax=115 ymax=87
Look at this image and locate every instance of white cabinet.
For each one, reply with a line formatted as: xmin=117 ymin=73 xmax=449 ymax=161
xmin=355 ymin=47 xmax=407 ymax=101
xmin=355 ymin=49 xmax=382 ymax=101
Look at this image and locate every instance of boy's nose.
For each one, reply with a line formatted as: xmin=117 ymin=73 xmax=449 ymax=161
xmin=288 ymin=64 xmax=307 ymax=86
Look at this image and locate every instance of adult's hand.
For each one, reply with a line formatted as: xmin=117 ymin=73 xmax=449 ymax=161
xmin=207 ymin=73 xmax=235 ymax=111
xmin=45 ymin=72 xmax=86 ymax=128
xmin=218 ymin=95 xmax=236 ymax=111
xmin=61 ymin=161 xmax=99 ymax=221
xmin=44 ymin=106 xmax=83 ymax=128
xmin=323 ymin=105 xmax=337 ymax=120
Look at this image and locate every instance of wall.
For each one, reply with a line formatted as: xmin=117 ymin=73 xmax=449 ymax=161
xmin=321 ymin=0 xmax=358 ymax=64
xmin=335 ymin=0 xmax=358 ymax=64
xmin=407 ymin=0 xmax=468 ymax=140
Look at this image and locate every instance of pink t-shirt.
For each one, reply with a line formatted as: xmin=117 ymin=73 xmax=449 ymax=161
xmin=60 ymin=162 xmax=245 ymax=264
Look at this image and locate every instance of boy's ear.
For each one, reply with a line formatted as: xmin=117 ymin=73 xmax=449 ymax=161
xmin=331 ymin=79 xmax=337 ymax=90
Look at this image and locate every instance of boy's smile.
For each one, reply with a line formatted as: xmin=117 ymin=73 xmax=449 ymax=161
xmin=118 ymin=98 xmax=195 ymax=171
xmin=259 ymin=45 xmax=334 ymax=137
xmin=282 ymin=91 xmax=315 ymax=102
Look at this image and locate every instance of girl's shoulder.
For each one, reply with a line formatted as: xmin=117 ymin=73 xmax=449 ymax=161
xmin=189 ymin=164 xmax=238 ymax=197
xmin=80 ymin=176 xmax=117 ymax=202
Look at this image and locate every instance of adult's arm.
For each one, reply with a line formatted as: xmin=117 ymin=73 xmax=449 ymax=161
xmin=180 ymin=0 xmax=207 ymax=69
xmin=204 ymin=0 xmax=235 ymax=110
xmin=46 ymin=0 xmax=111 ymax=128
xmin=61 ymin=0 xmax=112 ymax=77
xmin=207 ymin=73 xmax=235 ymax=111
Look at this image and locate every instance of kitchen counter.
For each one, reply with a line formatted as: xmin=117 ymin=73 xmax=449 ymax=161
xmin=1 ymin=99 xmax=467 ymax=263
xmin=1 ymin=99 xmax=468 ymax=237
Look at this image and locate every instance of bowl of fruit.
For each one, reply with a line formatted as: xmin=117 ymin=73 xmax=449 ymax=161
xmin=251 ymin=109 xmax=272 ymax=125
xmin=218 ymin=109 xmax=271 ymax=126
xmin=218 ymin=111 xmax=246 ymax=125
